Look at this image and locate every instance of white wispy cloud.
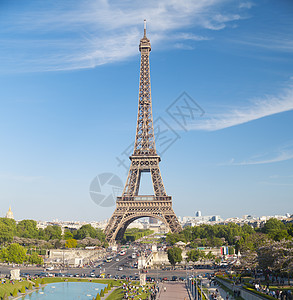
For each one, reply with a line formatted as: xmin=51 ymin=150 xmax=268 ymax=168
xmin=220 ymin=143 xmax=293 ymax=166
xmin=231 ymin=34 xmax=293 ymax=52
xmin=239 ymin=2 xmax=254 ymax=9
xmin=174 ymin=33 xmax=212 ymax=41
xmin=0 ymin=0 xmax=249 ymax=72
xmin=190 ymin=85 xmax=293 ymax=131
xmin=230 ymin=151 xmax=293 ymax=166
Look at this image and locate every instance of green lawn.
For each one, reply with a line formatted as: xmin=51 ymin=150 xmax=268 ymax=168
xmin=105 ymin=288 xmax=125 ymax=300
xmin=105 ymin=284 xmax=154 ymax=300
xmin=39 ymin=277 xmax=123 ymax=286
xmin=0 ymin=280 xmax=31 ymax=298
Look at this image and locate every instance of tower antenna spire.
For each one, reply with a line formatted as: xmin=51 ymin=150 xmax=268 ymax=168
xmin=144 ymin=19 xmax=147 ymax=37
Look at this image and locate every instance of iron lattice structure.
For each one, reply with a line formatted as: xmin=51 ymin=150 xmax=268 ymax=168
xmin=104 ymin=21 xmax=182 ymax=243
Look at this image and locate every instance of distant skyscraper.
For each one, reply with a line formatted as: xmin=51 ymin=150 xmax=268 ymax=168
xmin=195 ymin=211 xmax=202 ymax=217
xmin=5 ymin=206 xmax=14 ymax=219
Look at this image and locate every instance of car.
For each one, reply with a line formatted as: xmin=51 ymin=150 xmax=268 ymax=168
xmin=118 ymin=266 xmax=123 ymax=271
xmin=116 ymin=258 xmax=120 ymax=262
xmin=172 ymin=276 xmax=178 ymax=281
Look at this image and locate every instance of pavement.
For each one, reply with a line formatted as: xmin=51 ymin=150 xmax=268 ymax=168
xmin=157 ymin=282 xmax=190 ymax=300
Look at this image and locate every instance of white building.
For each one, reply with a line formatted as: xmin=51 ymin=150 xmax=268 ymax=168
xmin=5 ymin=206 xmax=14 ymax=219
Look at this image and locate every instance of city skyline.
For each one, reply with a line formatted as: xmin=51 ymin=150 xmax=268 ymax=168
xmin=0 ymin=0 xmax=292 ymax=221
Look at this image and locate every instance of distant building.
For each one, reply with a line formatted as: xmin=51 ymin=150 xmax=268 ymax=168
xmin=149 ymin=217 xmax=158 ymax=224
xmin=5 ymin=206 xmax=14 ymax=219
xmin=182 ymin=214 xmax=223 ymax=226
xmin=195 ymin=211 xmax=202 ymax=217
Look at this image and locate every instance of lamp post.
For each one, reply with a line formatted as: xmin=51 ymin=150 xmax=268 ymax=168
xmin=196 ymin=275 xmax=198 ymax=300
xmin=200 ymin=278 xmax=202 ymax=300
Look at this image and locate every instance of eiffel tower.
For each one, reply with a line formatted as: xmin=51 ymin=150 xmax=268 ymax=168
xmin=104 ymin=20 xmax=182 ymax=244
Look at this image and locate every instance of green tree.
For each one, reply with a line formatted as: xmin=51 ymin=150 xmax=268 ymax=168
xmin=44 ymin=225 xmax=62 ymax=240
xmin=96 ymin=229 xmax=106 ymax=243
xmin=0 ymin=218 xmax=16 ymax=230
xmin=186 ymin=249 xmax=205 ymax=262
xmin=100 ymin=289 xmax=104 ymax=297
xmin=0 ymin=223 xmax=13 ymax=245
xmin=54 ymin=240 xmax=62 ymax=249
xmin=38 ymin=228 xmax=47 ymax=240
xmin=20 ymin=285 xmax=26 ymax=293
xmin=95 ymin=292 xmax=101 ymax=300
xmin=28 ymin=252 xmax=44 ymax=265
xmin=74 ymin=224 xmax=97 ymax=239
xmin=63 ymin=230 xmax=73 ymax=240
xmin=3 ymin=243 xmax=27 ymax=264
xmin=28 ymin=283 xmax=33 ymax=290
xmin=35 ymin=281 xmax=39 ymax=288
xmin=0 ymin=218 xmax=16 ymax=243
xmin=12 ymin=288 xmax=18 ymax=297
xmin=262 ymin=218 xmax=288 ymax=241
xmin=16 ymin=220 xmax=39 ymax=239
xmin=206 ymin=251 xmax=215 ymax=260
xmin=2 ymin=292 xmax=8 ymax=300
xmin=167 ymin=247 xmax=182 ymax=266
xmin=262 ymin=218 xmax=285 ymax=233
xmin=166 ymin=233 xmax=186 ymax=245
xmin=65 ymin=238 xmax=77 ymax=248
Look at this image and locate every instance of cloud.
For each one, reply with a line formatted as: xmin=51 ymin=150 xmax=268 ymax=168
xmin=174 ymin=43 xmax=194 ymax=50
xmin=239 ymin=2 xmax=254 ymax=9
xmin=231 ymin=34 xmax=293 ymax=52
xmin=190 ymin=85 xmax=293 ymax=131
xmin=231 ymin=151 xmax=293 ymax=166
xmin=220 ymin=143 xmax=293 ymax=166
xmin=0 ymin=0 xmax=248 ymax=72
xmin=174 ymin=33 xmax=212 ymax=41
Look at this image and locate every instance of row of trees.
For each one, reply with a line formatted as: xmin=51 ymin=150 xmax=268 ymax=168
xmin=0 ymin=218 xmax=107 ymax=248
xmin=123 ymin=228 xmax=154 ymax=243
xmin=167 ymin=247 xmax=218 ymax=266
xmin=0 ymin=243 xmax=44 ymax=264
xmin=166 ymin=219 xmax=293 ymax=249
xmin=165 ymin=219 xmax=293 ymax=274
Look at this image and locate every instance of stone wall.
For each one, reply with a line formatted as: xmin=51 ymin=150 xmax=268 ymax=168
xmin=47 ymin=248 xmax=106 ymax=265
xmin=217 ymin=278 xmax=267 ymax=300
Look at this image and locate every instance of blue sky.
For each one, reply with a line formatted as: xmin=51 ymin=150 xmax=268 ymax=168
xmin=0 ymin=0 xmax=292 ymax=221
